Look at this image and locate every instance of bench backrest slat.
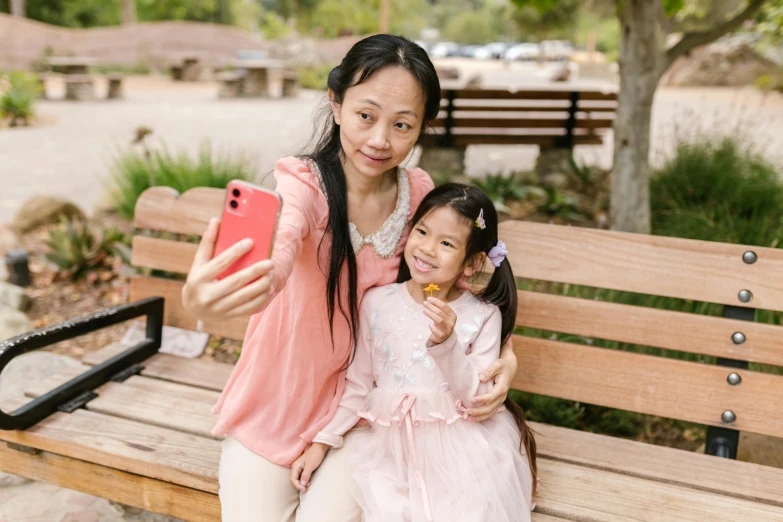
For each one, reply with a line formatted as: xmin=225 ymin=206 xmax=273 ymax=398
xmin=502 ymin=221 xmax=783 ymax=312
xmin=518 ymin=290 xmax=783 ymax=368
xmin=130 ymin=275 xmax=248 ymax=340
xmin=135 ymin=186 xmax=224 ymax=236
xmin=500 ymin=220 xmax=783 ymax=439
xmin=512 ymin=335 xmax=783 ymax=438
xmin=447 ymin=88 xmax=618 ymax=101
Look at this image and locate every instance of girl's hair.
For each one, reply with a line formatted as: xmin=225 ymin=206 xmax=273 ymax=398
xmin=396 ymin=183 xmax=538 ymax=499
xmin=303 ymin=34 xmax=441 ymax=361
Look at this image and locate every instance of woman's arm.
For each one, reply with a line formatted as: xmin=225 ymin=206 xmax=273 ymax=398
xmin=467 ymin=339 xmax=518 ymax=421
xmin=426 ymin=307 xmax=503 ymax=406
xmin=182 ymin=158 xmax=318 ymax=322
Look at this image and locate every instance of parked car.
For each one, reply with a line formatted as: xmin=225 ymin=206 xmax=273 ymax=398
xmin=429 ymin=42 xmax=460 ymax=58
xmin=504 ymin=43 xmax=540 ymax=61
xmin=485 ymin=42 xmax=511 ymax=59
xmin=540 ymin=40 xmax=574 ymax=61
xmin=460 ymin=45 xmax=492 ymax=60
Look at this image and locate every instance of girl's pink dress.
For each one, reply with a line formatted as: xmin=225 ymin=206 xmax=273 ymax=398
xmin=314 ymin=283 xmax=534 ymax=522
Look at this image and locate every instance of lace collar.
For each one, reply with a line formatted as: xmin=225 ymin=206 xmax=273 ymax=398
xmin=309 ymin=160 xmax=410 ymax=258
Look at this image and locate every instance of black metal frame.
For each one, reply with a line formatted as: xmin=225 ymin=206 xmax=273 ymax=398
xmin=554 ymin=91 xmax=580 ymax=149
xmin=0 ymin=297 xmax=164 ymax=431
xmin=437 ymin=89 xmax=457 ymax=148
xmin=705 ymin=305 xmax=754 ymax=459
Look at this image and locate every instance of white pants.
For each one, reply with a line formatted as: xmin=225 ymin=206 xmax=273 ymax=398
xmin=218 ymin=429 xmax=365 ymax=522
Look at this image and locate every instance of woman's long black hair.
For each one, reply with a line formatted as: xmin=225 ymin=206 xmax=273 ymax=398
xmin=397 ymin=183 xmax=538 ymax=500
xmin=303 ymin=34 xmax=441 ymax=360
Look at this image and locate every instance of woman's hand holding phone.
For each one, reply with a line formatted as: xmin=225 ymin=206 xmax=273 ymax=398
xmin=181 ymin=218 xmax=276 ymax=322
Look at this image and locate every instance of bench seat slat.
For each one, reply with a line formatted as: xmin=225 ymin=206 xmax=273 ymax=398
xmin=0 ymin=400 xmax=219 ymax=493
xmin=533 ymin=422 xmax=783 ymax=507
xmin=513 ymin=335 xmax=783 ymax=438
xmin=518 ymin=290 xmax=783 ymax=367
xmin=83 ymin=342 xmax=233 ymax=391
xmin=535 ymin=459 xmax=783 ymax=521
xmin=0 ymin=444 xmax=221 ymax=521
xmin=502 ymin=221 xmax=783 ymax=312
xmin=25 ymin=369 xmax=219 ymax=440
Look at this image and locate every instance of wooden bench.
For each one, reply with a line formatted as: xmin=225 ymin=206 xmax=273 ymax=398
xmin=418 ymin=87 xmax=618 ymax=178
xmin=1 ymin=186 xmax=783 ymax=521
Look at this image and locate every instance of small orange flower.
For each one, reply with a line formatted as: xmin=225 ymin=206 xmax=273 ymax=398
xmin=424 ymin=283 xmax=440 ymax=297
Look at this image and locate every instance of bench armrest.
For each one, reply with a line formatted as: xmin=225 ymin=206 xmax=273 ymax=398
xmin=0 ymin=297 xmax=164 ymax=431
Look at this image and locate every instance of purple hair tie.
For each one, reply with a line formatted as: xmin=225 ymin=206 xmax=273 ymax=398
xmin=487 ymin=241 xmax=507 ymax=267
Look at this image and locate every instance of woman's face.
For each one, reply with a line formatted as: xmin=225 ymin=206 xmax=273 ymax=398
xmin=331 ymin=66 xmax=426 ymax=180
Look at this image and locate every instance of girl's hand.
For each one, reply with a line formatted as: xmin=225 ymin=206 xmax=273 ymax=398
xmin=290 ymin=443 xmax=330 ymax=492
xmin=181 ymin=218 xmax=276 ymax=322
xmin=424 ymin=297 xmax=457 ymax=345
xmin=467 ymin=338 xmax=518 ymax=421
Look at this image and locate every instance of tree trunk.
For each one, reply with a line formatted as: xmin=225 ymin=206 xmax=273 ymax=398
xmin=121 ymin=0 xmax=136 ymax=25
xmin=10 ymin=0 xmax=25 ymax=17
xmin=611 ymin=0 xmax=667 ymax=234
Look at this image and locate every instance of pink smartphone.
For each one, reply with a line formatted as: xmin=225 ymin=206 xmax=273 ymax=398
xmin=213 ymin=180 xmax=283 ymax=281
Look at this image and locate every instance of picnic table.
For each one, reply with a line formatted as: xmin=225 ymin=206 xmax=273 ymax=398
xmin=47 ymin=57 xmax=98 ymax=75
xmin=232 ymin=59 xmax=287 ymax=97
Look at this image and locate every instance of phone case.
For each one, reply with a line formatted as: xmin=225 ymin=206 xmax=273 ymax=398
xmin=214 ymin=180 xmax=283 ymax=281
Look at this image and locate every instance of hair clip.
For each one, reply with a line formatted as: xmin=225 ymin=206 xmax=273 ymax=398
xmin=475 ymin=209 xmax=486 ymax=230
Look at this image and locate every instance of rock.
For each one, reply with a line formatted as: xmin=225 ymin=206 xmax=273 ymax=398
xmin=0 ymin=306 xmax=32 ymax=342
xmin=535 ymin=147 xmax=572 ymax=185
xmin=540 ymin=172 xmax=570 ymax=190
xmin=11 ymin=196 xmax=85 ymax=235
xmin=0 ymin=351 xmax=83 ymax=488
xmin=417 ymin=147 xmax=467 ymax=181
xmin=0 ymin=281 xmax=31 ymax=311
xmin=0 ymin=225 xmax=20 ymax=258
xmin=0 ymin=264 xmax=7 ymax=283
xmin=110 ymin=501 xmax=183 ymax=521
xmin=0 ymin=473 xmax=31 ymax=487
xmin=738 ymin=432 xmax=783 ymax=469
xmin=662 ymin=36 xmax=780 ymax=87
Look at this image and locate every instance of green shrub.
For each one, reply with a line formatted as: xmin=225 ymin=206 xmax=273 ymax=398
xmin=109 ymin=141 xmax=255 ymax=219
xmin=1 ymin=71 xmax=39 ymax=127
xmin=298 ymin=64 xmax=333 ymax=91
xmin=45 ymin=217 xmax=131 ymax=281
xmin=93 ymin=62 xmax=151 ymax=75
xmin=471 ymin=173 xmax=544 ymax=213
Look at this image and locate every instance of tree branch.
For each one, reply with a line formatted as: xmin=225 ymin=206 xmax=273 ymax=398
xmin=665 ymin=0 xmax=767 ymax=66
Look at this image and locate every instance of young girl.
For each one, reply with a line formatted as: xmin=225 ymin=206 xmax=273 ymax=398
xmin=180 ymin=35 xmax=521 ymax=521
xmin=291 ymin=184 xmax=537 ymax=522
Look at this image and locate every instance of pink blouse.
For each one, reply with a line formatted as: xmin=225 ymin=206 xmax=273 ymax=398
xmin=211 ymin=156 xmax=434 ymax=466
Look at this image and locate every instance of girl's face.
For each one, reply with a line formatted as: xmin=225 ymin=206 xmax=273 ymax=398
xmin=331 ymin=66 xmax=425 ymax=180
xmin=404 ymin=206 xmax=478 ymax=289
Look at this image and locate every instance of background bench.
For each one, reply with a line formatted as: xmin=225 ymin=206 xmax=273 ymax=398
xmin=1 ymin=186 xmax=782 ymax=521
xmin=418 ymin=87 xmax=618 ymax=178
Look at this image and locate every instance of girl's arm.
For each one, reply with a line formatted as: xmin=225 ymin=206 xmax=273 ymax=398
xmin=311 ymin=301 xmax=376 ymax=449
xmin=427 ymin=307 xmax=503 ymax=406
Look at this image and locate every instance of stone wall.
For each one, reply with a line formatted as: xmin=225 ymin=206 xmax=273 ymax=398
xmin=1 ymin=14 xmax=362 ymax=71
xmin=1 ymin=14 xmax=267 ymax=70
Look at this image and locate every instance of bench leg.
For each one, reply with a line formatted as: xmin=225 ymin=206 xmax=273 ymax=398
xmin=417 ymin=146 xmax=466 ymax=180
xmin=536 ymin=146 xmax=572 ymax=188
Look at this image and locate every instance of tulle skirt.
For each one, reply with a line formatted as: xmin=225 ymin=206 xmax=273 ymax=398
xmin=350 ymin=389 xmax=534 ymax=522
